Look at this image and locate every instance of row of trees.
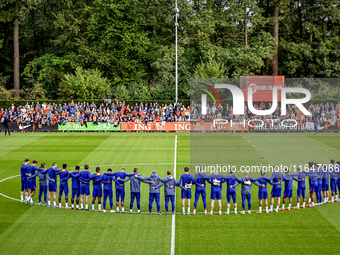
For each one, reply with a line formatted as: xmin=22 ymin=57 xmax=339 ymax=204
xmin=0 ymin=0 xmax=339 ymax=100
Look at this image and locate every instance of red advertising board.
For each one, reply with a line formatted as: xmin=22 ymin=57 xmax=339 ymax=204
xmin=120 ymin=122 xmax=248 ymax=132
xmin=241 ymin=75 xmax=284 ymax=102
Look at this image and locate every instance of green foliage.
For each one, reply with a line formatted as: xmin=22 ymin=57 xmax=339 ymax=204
xmin=0 ymin=0 xmax=339 ymax=101
xmin=59 ymin=67 xmax=110 ymax=100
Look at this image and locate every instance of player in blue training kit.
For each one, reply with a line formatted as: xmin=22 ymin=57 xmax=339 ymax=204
xmin=291 ymin=167 xmax=307 ymax=209
xmin=234 ymin=171 xmax=262 ymax=214
xmin=138 ymin=169 xmax=165 ymax=215
xmin=101 ymin=168 xmax=124 ymax=212
xmin=329 ymin=160 xmax=338 ymax=203
xmin=104 ymin=168 xmax=135 ymax=213
xmin=47 ymin=162 xmax=62 ymax=207
xmin=28 ymin=163 xmax=52 ymax=205
xmin=154 ymin=170 xmax=177 ymax=215
xmin=278 ymin=169 xmax=295 ymax=211
xmin=85 ymin=167 xmax=103 ymax=211
xmin=26 ymin=160 xmax=45 ymax=204
xmin=226 ymin=170 xmax=241 ymax=215
xmin=193 ymin=167 xmax=208 ymax=215
xmin=58 ymin=164 xmax=71 ymax=209
xmin=198 ymin=171 xmax=227 ymax=215
xmin=315 ymin=163 xmax=323 ymax=205
xmin=321 ymin=164 xmax=330 ymax=203
xmin=268 ymin=166 xmax=284 ymax=213
xmin=70 ymin=166 xmax=81 ymax=209
xmin=20 ymin=158 xmax=30 ymax=202
xmin=251 ymin=171 xmax=271 ymax=214
xmin=336 ymin=161 xmax=340 ymax=202
xmin=79 ymin=164 xmax=91 ymax=210
xmin=174 ymin=167 xmax=195 ymax=214
xmin=117 ymin=168 xmax=152 ymax=214
xmin=304 ymin=162 xmax=318 ymax=207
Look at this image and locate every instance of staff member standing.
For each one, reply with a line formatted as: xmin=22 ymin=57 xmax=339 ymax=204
xmin=4 ymin=115 xmax=10 ymax=135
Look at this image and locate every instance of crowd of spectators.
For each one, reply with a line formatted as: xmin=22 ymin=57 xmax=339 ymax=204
xmin=0 ymin=100 xmax=189 ymax=128
xmin=0 ymin=100 xmax=339 ymax=129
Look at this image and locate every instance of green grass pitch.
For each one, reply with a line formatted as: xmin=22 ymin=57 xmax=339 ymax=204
xmin=0 ymin=132 xmax=339 ymax=254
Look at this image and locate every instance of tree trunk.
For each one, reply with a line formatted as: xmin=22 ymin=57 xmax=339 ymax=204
xmin=13 ymin=1 xmax=20 ymax=97
xmin=244 ymin=6 xmax=248 ymax=47
xmin=272 ymin=0 xmax=279 ymax=75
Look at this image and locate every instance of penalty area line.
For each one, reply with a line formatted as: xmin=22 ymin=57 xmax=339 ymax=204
xmin=0 ymin=175 xmax=21 ymax=202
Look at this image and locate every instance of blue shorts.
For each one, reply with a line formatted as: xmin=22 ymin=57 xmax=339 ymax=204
xmin=309 ymin=185 xmax=317 ymax=193
xmin=93 ymin=187 xmax=102 ymax=197
xmin=227 ymin=191 xmax=236 ymax=203
xmin=297 ymin=186 xmax=305 ymax=199
xmin=210 ymin=190 xmax=222 ymax=200
xmin=80 ymin=184 xmax=90 ymax=196
xmin=181 ymin=189 xmax=192 ymax=199
xmin=283 ymin=190 xmax=292 ymax=198
xmin=21 ymin=180 xmax=28 ymax=192
xmin=59 ymin=183 xmax=69 ymax=197
xmin=28 ymin=180 xmax=37 ymax=191
xmin=258 ymin=190 xmax=268 ymax=200
xmin=330 ymin=182 xmax=337 ymax=193
xmin=116 ymin=187 xmax=125 ymax=202
xmin=49 ymin=182 xmax=58 ymax=192
xmin=72 ymin=188 xmax=80 ymax=199
xmin=271 ymin=188 xmax=281 ymax=198
xmin=322 ymin=184 xmax=329 ymax=191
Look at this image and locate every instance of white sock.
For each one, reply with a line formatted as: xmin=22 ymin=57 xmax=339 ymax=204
xmin=270 ymin=205 xmax=273 ymax=211
xmin=76 ymin=204 xmax=79 ymax=209
xmin=303 ymin=202 xmax=306 ymax=207
xmin=336 ymin=195 xmax=338 ymax=200
xmin=65 ymin=203 xmax=68 ymax=207
xmin=72 ymin=204 xmax=74 ymax=208
xmin=309 ymin=198 xmax=311 ymax=203
xmin=332 ymin=196 xmax=334 ymax=201
xmin=30 ymin=197 xmax=33 ymax=203
xmin=235 ymin=208 xmax=237 ymax=214
xmin=122 ymin=207 xmax=124 ymax=212
xmin=312 ymin=202 xmax=314 ymax=206
xmin=210 ymin=210 xmax=213 ymax=214
xmin=138 ymin=209 xmax=140 ymax=213
xmin=297 ymin=203 xmax=300 ymax=208
xmin=219 ymin=210 xmax=221 ymax=214
xmin=324 ymin=198 xmax=326 ymax=203
xmin=227 ymin=208 xmax=230 ymax=213
xmin=92 ymin=204 xmax=94 ymax=210
xmin=48 ymin=201 xmax=51 ymax=206
xmin=282 ymin=204 xmax=285 ymax=209
xmin=20 ymin=195 xmax=23 ymax=201
xmin=98 ymin=204 xmax=101 ymax=210
xmin=248 ymin=210 xmax=251 ymax=214
xmin=182 ymin=207 xmax=185 ymax=213
xmin=53 ymin=201 xmax=56 ymax=206
xmin=27 ymin=196 xmax=31 ymax=201
xmin=205 ymin=210 xmax=207 ymax=214
xmin=288 ymin=203 xmax=291 ymax=209
xmin=265 ymin=206 xmax=268 ymax=212
xmin=130 ymin=209 xmax=132 ymax=212
xmin=259 ymin=207 xmax=262 ymax=212
xmin=276 ymin=206 xmax=279 ymax=211
xmin=117 ymin=208 xmax=119 ymax=212
xmin=81 ymin=204 xmax=84 ymax=209
xmin=187 ymin=207 xmax=190 ymax=213
xmin=85 ymin=204 xmax=88 ymax=209
xmin=25 ymin=196 xmax=28 ymax=200
xmin=59 ymin=203 xmax=61 ymax=207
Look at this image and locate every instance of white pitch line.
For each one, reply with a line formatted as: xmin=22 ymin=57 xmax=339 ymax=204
xmin=171 ymin=135 xmax=177 ymax=255
xmin=0 ymin=175 xmax=21 ymax=202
